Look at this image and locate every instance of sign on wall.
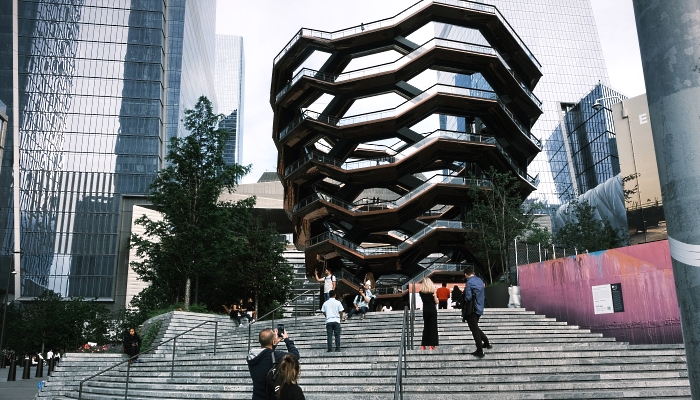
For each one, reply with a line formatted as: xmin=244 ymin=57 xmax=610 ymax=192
xmin=592 ymin=283 xmax=624 ymax=314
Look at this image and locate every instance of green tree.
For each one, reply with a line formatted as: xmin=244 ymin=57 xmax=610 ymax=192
xmin=553 ymin=199 xmax=625 ymax=252
xmin=130 ymin=96 xmax=251 ymax=311
xmin=5 ymin=291 xmax=115 ymax=354
xmin=465 ymin=167 xmax=541 ymax=284
xmin=226 ymin=217 xmax=294 ymax=318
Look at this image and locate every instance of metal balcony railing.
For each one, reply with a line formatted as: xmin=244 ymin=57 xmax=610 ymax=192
xmin=273 ymin=0 xmax=541 ymax=71
xmin=278 ymin=84 xmax=541 ymax=149
xmin=276 ymin=37 xmax=541 ymax=107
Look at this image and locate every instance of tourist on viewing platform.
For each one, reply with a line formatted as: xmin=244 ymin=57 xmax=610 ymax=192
xmin=321 ymin=289 xmax=344 ymax=352
xmin=247 ymin=327 xmax=300 ymax=400
xmin=419 ymin=277 xmax=439 ymax=350
xmin=464 ymin=266 xmax=491 ymax=358
xmin=123 ymin=327 xmax=142 ymax=363
xmin=436 ymin=282 xmax=451 ymax=309
xmin=451 ymin=285 xmax=463 ymax=309
xmin=342 ymin=285 xmax=371 ymax=321
xmin=277 ymin=354 xmax=306 ymax=400
xmin=314 ymin=267 xmax=336 ymax=303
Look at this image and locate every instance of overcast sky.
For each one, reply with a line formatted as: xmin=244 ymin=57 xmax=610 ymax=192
xmin=216 ymin=0 xmax=646 ymax=184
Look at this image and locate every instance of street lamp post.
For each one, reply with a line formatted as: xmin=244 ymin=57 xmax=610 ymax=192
xmin=592 ymin=95 xmax=647 ymax=243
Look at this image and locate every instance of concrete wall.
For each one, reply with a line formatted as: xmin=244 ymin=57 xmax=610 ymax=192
xmin=518 ymin=240 xmax=682 ymax=344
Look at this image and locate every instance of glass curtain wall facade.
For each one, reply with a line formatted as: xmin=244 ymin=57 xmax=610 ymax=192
xmin=546 ymin=84 xmax=625 ymax=203
xmin=0 ymin=0 xmax=217 ymax=300
xmin=215 ymin=34 xmax=244 ymax=165
xmin=437 ymin=0 xmax=610 ymax=208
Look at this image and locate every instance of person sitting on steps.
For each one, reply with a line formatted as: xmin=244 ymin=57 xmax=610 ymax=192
xmin=343 ymin=286 xmax=371 ymax=321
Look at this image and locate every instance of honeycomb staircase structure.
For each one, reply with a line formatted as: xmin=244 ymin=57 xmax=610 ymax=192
xmin=271 ymin=0 xmax=543 ymax=279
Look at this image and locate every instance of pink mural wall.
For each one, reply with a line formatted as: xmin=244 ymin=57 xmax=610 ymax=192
xmin=518 ymin=240 xmax=682 ymax=344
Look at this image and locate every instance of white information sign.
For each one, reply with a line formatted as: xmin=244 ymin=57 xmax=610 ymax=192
xmin=592 ymin=284 xmax=614 ymax=314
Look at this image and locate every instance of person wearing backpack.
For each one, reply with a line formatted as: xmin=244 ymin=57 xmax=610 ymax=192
xmin=314 ymin=267 xmax=336 ymax=303
xmin=247 ymin=327 xmax=300 ymax=400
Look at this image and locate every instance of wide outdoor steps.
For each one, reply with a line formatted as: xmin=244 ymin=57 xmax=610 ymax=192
xmin=36 ymin=309 xmax=690 ymax=399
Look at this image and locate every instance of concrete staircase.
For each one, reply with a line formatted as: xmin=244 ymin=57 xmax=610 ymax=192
xmin=36 ymin=309 xmax=690 ymax=399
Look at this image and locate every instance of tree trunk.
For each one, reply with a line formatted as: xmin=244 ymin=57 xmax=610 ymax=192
xmin=184 ymin=277 xmax=191 ymax=311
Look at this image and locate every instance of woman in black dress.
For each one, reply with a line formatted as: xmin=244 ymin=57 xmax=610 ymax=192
xmin=278 ymin=354 xmax=305 ymax=400
xmin=419 ymin=277 xmax=439 ymax=350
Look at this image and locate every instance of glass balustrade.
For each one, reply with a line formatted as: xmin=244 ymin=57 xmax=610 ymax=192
xmin=273 ymin=0 xmax=540 ymax=72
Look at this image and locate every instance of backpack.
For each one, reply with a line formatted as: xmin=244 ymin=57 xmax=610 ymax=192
xmin=265 ymin=351 xmax=282 ymax=400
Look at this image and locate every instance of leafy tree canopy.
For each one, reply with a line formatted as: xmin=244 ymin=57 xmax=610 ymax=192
xmin=465 ymin=167 xmax=542 ymax=284
xmin=130 ymin=96 xmax=294 ymax=319
xmin=553 ymin=199 xmax=625 ymax=252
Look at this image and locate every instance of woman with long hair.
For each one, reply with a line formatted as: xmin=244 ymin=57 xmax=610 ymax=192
xmin=277 ymin=354 xmax=305 ymax=399
xmin=419 ymin=277 xmax=439 ymax=350
xmin=363 ymin=271 xmax=376 ymax=292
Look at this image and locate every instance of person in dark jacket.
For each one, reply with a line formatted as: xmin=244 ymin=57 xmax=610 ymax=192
xmin=451 ymin=285 xmax=463 ymax=309
xmin=464 ymin=266 xmax=491 ymax=358
xmin=123 ymin=327 xmax=142 ymax=363
xmin=246 ymin=327 xmax=300 ymax=400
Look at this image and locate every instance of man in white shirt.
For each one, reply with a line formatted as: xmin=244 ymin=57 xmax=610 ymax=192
xmin=46 ymin=349 xmax=53 ymax=360
xmin=321 ymin=290 xmax=344 ymax=352
xmin=314 ymin=268 xmax=336 ymax=303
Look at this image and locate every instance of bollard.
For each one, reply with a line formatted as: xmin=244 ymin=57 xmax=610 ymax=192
xmin=0 ymin=354 xmax=6 ymax=369
xmin=22 ymin=358 xmax=31 ymax=379
xmin=35 ymin=358 xmax=43 ymax=377
xmin=47 ymin=358 xmax=54 ymax=376
xmin=6 ymin=358 xmax=16 ymax=381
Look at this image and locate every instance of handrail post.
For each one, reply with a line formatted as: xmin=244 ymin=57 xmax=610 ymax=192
xmin=294 ymin=295 xmax=298 ymax=326
xmin=247 ymin=322 xmax=251 ymax=353
xmin=124 ymin=359 xmax=131 ymax=400
xmin=214 ymin=321 xmax=218 ymax=355
xmin=78 ymin=381 xmax=83 ymax=400
xmin=170 ymin=337 xmax=176 ymax=378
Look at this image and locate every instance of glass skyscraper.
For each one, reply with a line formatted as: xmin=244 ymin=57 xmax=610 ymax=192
xmin=0 ymin=0 xmax=217 ymax=300
xmin=546 ymin=83 xmax=625 ymax=203
xmin=215 ymin=34 xmax=244 ymax=165
xmin=437 ymin=0 xmax=610 ymax=207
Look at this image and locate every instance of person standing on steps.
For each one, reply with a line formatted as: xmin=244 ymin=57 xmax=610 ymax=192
xmin=419 ymin=277 xmax=439 ymax=350
xmin=463 ymin=266 xmax=491 ymax=358
xmin=436 ymin=282 xmax=451 ymax=309
xmin=277 ymin=354 xmax=306 ymax=399
xmin=314 ymin=267 xmax=336 ymax=303
xmin=321 ymin=289 xmax=344 ymax=352
xmin=247 ymin=328 xmax=300 ymax=400
xmin=451 ymin=285 xmax=463 ymax=309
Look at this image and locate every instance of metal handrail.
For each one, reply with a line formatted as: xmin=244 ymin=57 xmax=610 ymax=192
xmin=246 ymin=289 xmax=316 ymax=352
xmin=394 ymin=307 xmax=409 ymax=400
xmin=78 ymin=319 xmax=219 ymax=400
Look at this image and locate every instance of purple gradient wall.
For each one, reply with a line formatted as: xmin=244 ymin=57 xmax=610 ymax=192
xmin=518 ymin=240 xmax=682 ymax=344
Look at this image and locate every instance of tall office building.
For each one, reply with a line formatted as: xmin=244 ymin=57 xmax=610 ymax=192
xmin=0 ymin=0 xmax=217 ymax=301
xmin=438 ymin=0 xmax=610 ymax=207
xmin=546 ymin=83 xmax=625 ymax=203
xmin=215 ymin=35 xmax=244 ymax=165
